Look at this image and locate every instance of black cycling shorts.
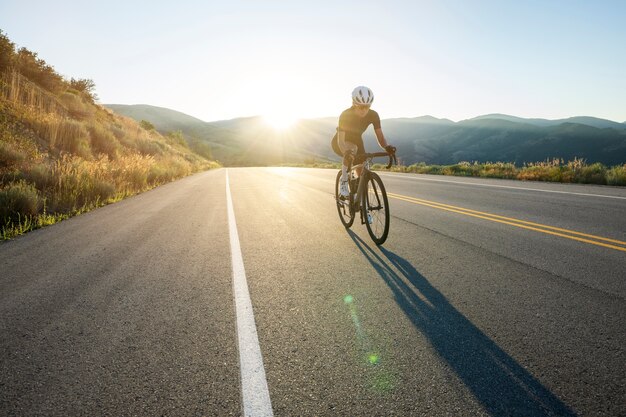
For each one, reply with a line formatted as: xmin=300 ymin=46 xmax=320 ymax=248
xmin=331 ymin=134 xmax=365 ymax=157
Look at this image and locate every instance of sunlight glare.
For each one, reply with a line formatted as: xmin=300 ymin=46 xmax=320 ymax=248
xmin=264 ymin=112 xmax=299 ymax=130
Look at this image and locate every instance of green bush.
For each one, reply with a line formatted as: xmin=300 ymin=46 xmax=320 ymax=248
xmin=0 ymin=181 xmax=41 ymax=222
xmin=574 ymin=163 xmax=607 ymax=185
xmin=148 ymin=164 xmax=170 ymax=184
xmin=21 ymin=163 xmax=54 ymax=189
xmin=136 ymin=138 xmax=164 ymax=156
xmin=479 ymin=162 xmax=517 ymax=179
xmin=140 ymin=120 xmax=155 ymax=131
xmin=92 ymin=179 xmax=115 ymax=202
xmin=606 ymin=165 xmax=626 ymax=186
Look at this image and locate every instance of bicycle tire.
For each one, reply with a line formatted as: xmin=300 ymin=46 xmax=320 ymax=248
xmin=335 ymin=170 xmax=355 ymax=228
xmin=362 ymin=172 xmax=390 ymax=245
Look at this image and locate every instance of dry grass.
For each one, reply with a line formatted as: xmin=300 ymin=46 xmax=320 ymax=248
xmin=606 ymin=165 xmax=626 ymax=186
xmin=369 ymin=157 xmax=625 ymax=186
xmin=1 ymin=68 xmax=220 ymax=240
xmin=0 ymin=71 xmax=68 ymax=116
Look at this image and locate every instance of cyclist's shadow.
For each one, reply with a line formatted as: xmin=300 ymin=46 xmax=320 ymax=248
xmin=347 ymin=230 xmax=576 ymax=417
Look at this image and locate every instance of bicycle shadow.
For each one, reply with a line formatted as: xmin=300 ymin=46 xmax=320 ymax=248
xmin=347 ymin=230 xmax=577 ymax=416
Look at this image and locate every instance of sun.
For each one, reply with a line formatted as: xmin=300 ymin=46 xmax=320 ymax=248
xmin=263 ymin=112 xmax=299 ymax=130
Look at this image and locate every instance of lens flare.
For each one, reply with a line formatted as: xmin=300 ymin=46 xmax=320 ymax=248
xmin=263 ymin=112 xmax=298 ymax=130
xmin=368 ymin=354 xmax=380 ymax=365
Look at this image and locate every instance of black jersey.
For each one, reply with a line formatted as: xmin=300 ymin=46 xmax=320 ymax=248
xmin=336 ymin=107 xmax=381 ymax=145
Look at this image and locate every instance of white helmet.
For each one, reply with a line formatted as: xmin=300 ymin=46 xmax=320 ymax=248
xmin=352 ymin=86 xmax=374 ymax=105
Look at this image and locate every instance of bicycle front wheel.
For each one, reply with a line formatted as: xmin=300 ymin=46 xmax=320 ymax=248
xmin=335 ymin=170 xmax=355 ymax=228
xmin=362 ymin=172 xmax=390 ymax=245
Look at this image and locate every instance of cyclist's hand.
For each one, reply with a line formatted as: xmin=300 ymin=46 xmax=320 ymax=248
xmin=385 ymin=145 xmax=396 ymax=154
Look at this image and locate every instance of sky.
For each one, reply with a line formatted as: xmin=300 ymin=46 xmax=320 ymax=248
xmin=1 ymin=0 xmax=625 ymax=123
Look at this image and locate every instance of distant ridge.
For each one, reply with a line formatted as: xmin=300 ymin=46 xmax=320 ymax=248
xmin=106 ymin=104 xmax=208 ymax=129
xmin=468 ymin=113 xmax=626 ymax=130
xmin=106 ymin=104 xmax=626 ymax=166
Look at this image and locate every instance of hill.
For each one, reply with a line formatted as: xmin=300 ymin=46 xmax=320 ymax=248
xmin=105 ymin=105 xmax=334 ymax=165
xmin=109 ymin=104 xmax=626 ymax=167
xmin=0 ymin=30 xmax=218 ymax=239
xmin=468 ymin=114 xmax=626 ymax=130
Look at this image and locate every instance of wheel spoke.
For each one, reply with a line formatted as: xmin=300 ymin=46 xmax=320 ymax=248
xmin=363 ymin=173 xmax=390 ymax=245
xmin=335 ymin=170 xmax=355 ymax=228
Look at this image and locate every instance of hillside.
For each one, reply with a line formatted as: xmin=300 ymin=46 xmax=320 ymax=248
xmin=108 ymin=104 xmax=626 ymax=167
xmin=0 ymin=30 xmax=218 ymax=239
xmin=468 ymin=114 xmax=626 ymax=130
xmin=105 ymin=104 xmax=334 ymax=165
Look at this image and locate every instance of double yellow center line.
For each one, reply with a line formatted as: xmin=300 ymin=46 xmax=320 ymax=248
xmin=387 ymin=192 xmax=626 ymax=253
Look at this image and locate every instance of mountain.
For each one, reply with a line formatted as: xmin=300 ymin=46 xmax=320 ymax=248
xmin=106 ymin=105 xmax=626 ymax=166
xmin=469 ymin=114 xmax=626 ymax=130
xmin=106 ymin=103 xmax=228 ymax=144
xmin=468 ymin=114 xmax=553 ymax=127
xmin=558 ymin=116 xmax=626 ymax=130
xmin=105 ymin=105 xmax=336 ymax=165
xmin=106 ymin=104 xmax=208 ymax=131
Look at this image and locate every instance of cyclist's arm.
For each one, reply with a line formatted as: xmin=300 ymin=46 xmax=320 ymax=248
xmin=374 ymin=128 xmax=389 ymax=149
xmin=337 ymin=130 xmax=346 ymax=144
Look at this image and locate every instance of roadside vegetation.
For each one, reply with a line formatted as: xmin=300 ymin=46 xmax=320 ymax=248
xmin=0 ymin=30 xmax=219 ymax=240
xmin=372 ymin=158 xmax=626 ymax=186
xmin=294 ymin=158 xmax=626 ymax=186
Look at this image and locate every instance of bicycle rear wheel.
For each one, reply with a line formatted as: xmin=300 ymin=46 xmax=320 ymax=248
xmin=335 ymin=170 xmax=355 ymax=228
xmin=362 ymin=172 xmax=390 ymax=245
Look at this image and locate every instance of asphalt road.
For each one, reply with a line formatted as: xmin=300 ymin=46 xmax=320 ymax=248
xmin=1 ymin=167 xmax=624 ymax=416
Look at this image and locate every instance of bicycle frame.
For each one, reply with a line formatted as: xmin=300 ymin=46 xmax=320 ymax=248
xmin=335 ymin=151 xmax=396 ymax=244
xmin=349 ymin=152 xmax=395 ymax=224
xmin=350 ymin=160 xmax=370 ymax=224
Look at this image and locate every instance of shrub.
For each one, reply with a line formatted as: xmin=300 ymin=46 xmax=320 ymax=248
xmin=110 ymin=124 xmax=126 ymax=140
xmin=59 ymin=91 xmax=94 ymax=119
xmin=0 ymin=141 xmax=26 ymax=168
xmin=479 ymin=162 xmax=517 ymax=179
xmin=140 ymin=120 xmax=155 ymax=131
xmin=88 ymin=123 xmax=119 ymax=159
xmin=442 ymin=162 xmax=480 ymax=177
xmin=92 ymin=179 xmax=115 ymax=202
xmin=0 ymin=181 xmax=41 ymax=223
xmin=606 ymin=165 xmax=626 ymax=186
xmin=148 ymin=164 xmax=170 ymax=184
xmin=573 ymin=162 xmax=607 ymax=185
xmin=21 ymin=163 xmax=54 ymax=189
xmin=166 ymin=130 xmax=187 ymax=147
xmin=136 ymin=138 xmax=164 ymax=156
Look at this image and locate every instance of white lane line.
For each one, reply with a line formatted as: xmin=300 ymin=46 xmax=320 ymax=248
xmin=379 ymin=173 xmax=626 ymax=200
xmin=226 ymin=170 xmax=274 ymax=417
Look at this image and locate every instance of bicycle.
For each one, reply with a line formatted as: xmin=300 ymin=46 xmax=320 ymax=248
xmin=335 ymin=151 xmax=397 ymax=245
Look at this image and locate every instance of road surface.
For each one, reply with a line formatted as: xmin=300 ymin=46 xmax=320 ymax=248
xmin=1 ymin=167 xmax=625 ymax=416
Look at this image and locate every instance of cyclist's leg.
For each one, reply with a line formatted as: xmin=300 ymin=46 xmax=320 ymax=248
xmin=337 ymin=136 xmax=358 ymax=181
xmin=353 ymin=137 xmax=366 ymax=178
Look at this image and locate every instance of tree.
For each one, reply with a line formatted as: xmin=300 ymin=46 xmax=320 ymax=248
xmin=69 ymin=78 xmax=98 ymax=102
xmin=14 ymin=47 xmax=64 ymax=94
xmin=0 ymin=30 xmax=16 ymax=72
xmin=140 ymin=120 xmax=155 ymax=131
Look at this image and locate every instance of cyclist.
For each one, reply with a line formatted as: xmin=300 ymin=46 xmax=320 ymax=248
xmin=331 ymin=86 xmax=395 ymax=198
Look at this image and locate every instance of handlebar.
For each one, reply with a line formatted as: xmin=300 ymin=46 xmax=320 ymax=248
xmin=361 ymin=152 xmax=397 ymax=169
